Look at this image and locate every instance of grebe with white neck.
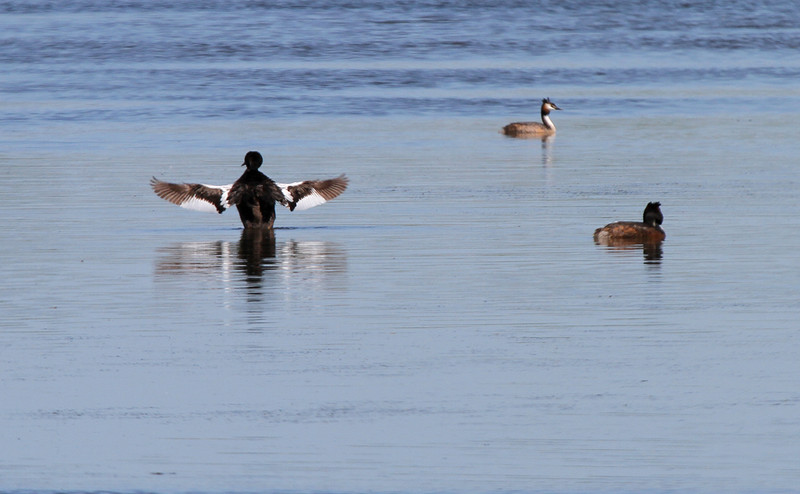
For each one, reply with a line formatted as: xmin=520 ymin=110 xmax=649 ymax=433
xmin=502 ymin=98 xmax=562 ymax=137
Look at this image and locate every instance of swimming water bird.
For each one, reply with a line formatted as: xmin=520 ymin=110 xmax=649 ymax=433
xmin=593 ymin=202 xmax=666 ymax=244
xmin=502 ymin=98 xmax=562 ymax=137
xmin=151 ymin=151 xmax=348 ymax=230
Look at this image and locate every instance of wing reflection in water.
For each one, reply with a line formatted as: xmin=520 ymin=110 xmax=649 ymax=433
xmin=594 ymin=239 xmax=664 ymax=265
xmin=155 ymin=230 xmax=347 ymax=310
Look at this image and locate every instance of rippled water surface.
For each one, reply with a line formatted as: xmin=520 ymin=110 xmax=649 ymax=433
xmin=1 ymin=1 xmax=799 ymax=492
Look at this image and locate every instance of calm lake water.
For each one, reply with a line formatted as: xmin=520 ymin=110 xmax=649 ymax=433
xmin=1 ymin=1 xmax=800 ymax=492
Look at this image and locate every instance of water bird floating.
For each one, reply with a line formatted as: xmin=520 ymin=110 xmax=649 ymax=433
xmin=593 ymin=202 xmax=666 ymax=244
xmin=502 ymin=98 xmax=562 ymax=137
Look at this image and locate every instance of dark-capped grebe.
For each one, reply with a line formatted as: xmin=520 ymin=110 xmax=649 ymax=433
xmin=151 ymin=151 xmax=348 ymax=230
xmin=502 ymin=98 xmax=562 ymax=137
xmin=593 ymin=202 xmax=665 ymax=244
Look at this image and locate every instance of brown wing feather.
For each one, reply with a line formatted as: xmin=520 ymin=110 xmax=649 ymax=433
xmin=285 ymin=175 xmax=348 ymax=211
xmin=287 ymin=175 xmax=345 ymax=202
xmin=150 ymin=178 xmax=227 ymax=213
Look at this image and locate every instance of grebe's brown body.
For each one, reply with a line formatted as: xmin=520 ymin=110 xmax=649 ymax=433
xmin=594 ymin=202 xmax=665 ymax=244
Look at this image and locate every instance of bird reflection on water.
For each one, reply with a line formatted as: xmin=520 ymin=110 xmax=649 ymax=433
xmin=541 ymin=135 xmax=554 ymax=167
xmin=237 ymin=228 xmax=278 ymax=282
xmin=594 ymin=239 xmax=664 ymax=265
xmin=155 ymin=229 xmax=347 ymax=308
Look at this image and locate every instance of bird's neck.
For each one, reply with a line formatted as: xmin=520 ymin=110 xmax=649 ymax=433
xmin=541 ymin=111 xmax=555 ymax=131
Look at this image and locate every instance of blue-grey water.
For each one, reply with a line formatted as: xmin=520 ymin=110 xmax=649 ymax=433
xmin=1 ymin=1 xmax=800 ymax=492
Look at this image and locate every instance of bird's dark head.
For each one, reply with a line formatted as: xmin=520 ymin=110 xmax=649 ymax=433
xmin=643 ymin=202 xmax=663 ymax=227
xmin=242 ymin=151 xmax=263 ymax=170
xmin=542 ymin=97 xmax=561 ymax=112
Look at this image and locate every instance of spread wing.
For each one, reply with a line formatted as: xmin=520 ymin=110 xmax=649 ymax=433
xmin=150 ymin=177 xmax=233 ymax=214
xmin=277 ymin=175 xmax=348 ymax=211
